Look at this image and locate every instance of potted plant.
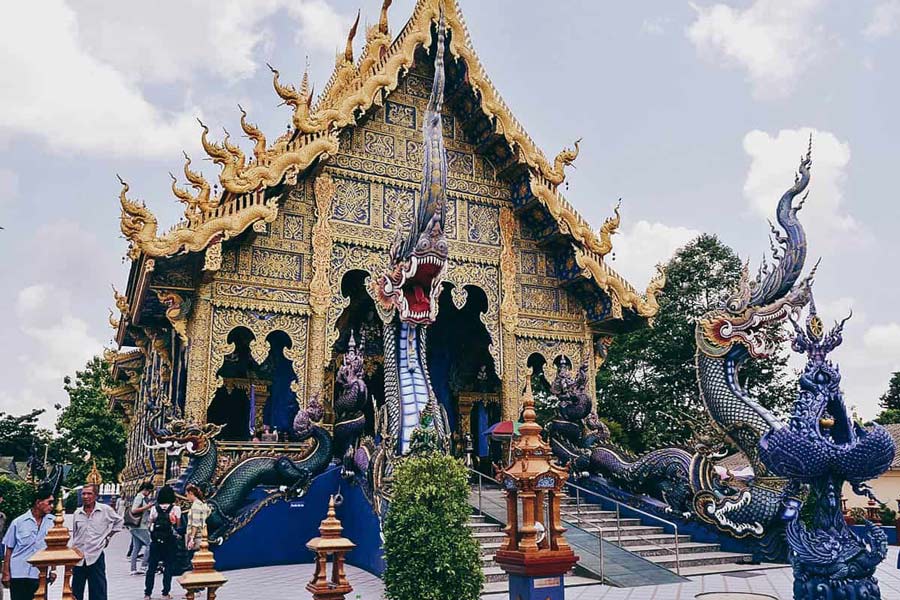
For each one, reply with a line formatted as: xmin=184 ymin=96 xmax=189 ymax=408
xmin=848 ymin=507 xmax=867 ymax=525
xmin=881 ymin=504 xmax=899 ymax=546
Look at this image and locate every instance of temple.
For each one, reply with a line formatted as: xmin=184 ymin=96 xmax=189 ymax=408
xmin=107 ymin=0 xmax=662 ymax=502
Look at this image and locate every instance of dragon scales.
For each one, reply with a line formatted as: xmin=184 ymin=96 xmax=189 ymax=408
xmin=547 ymin=145 xmax=819 ymax=554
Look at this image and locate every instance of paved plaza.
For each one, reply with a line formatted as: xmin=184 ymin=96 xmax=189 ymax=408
xmin=38 ymin=526 xmax=900 ymax=600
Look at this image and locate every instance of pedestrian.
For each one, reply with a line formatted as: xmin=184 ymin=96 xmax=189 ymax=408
xmin=184 ymin=484 xmax=210 ymax=557
xmin=0 ymin=494 xmax=6 ymax=600
xmin=129 ymin=483 xmax=155 ymax=575
xmin=0 ymin=486 xmax=55 ymax=600
xmin=71 ymin=483 xmax=124 ymax=600
xmin=143 ymin=485 xmax=181 ymax=600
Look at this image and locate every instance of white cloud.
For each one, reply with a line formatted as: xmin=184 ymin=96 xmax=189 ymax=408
xmin=863 ymin=322 xmax=900 ymax=359
xmin=742 ymin=127 xmax=856 ymax=255
xmin=864 ymin=1 xmax=900 ymax=39
xmin=686 ymin=0 xmax=823 ymax=99
xmin=9 ymin=284 xmax=105 ymax=421
xmin=0 ymin=0 xmax=200 ymax=157
xmin=75 ymin=0 xmax=350 ymax=84
xmin=610 ymin=220 xmax=701 ymax=286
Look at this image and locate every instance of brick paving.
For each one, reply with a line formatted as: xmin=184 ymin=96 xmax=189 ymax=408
xmin=40 ymin=526 xmax=900 ymax=600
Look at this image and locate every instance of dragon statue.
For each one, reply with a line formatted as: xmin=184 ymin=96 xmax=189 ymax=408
xmin=333 ymin=335 xmax=369 ymax=475
xmin=551 ymin=145 xmax=819 ymax=554
xmin=148 ymin=403 xmax=332 ymax=541
xmin=365 ymin=11 xmax=452 ymax=517
xmin=759 ymin=301 xmax=895 ymax=599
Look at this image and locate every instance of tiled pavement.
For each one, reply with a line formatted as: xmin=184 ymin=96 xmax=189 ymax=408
xmin=41 ymin=527 xmax=900 ymax=600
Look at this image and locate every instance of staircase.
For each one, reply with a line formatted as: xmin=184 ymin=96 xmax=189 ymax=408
xmin=466 ymin=513 xmax=507 ymax=585
xmin=558 ymin=495 xmax=772 ymax=577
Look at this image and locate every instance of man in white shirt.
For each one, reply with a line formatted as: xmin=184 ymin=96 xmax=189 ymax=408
xmin=1 ymin=487 xmax=55 ymax=600
xmin=71 ymin=484 xmax=123 ymax=600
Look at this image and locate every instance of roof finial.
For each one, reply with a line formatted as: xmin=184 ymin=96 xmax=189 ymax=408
xmin=378 ymin=0 xmax=392 ymax=34
xmin=344 ymin=10 xmax=361 ymax=63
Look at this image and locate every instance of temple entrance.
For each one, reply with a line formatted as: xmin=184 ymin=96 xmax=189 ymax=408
xmin=426 ymin=284 xmax=500 ymax=466
xmin=207 ymin=326 xmax=256 ymax=441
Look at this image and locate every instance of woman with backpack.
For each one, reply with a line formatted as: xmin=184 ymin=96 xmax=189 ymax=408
xmin=143 ymin=485 xmax=181 ymax=600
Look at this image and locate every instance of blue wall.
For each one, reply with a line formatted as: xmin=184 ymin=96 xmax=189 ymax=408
xmin=213 ymin=465 xmax=384 ymax=575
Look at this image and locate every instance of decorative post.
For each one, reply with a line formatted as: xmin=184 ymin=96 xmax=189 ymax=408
xmin=27 ymin=497 xmax=84 ymax=600
xmin=306 ymin=495 xmax=356 ymax=600
xmin=498 ymin=206 xmax=520 ymax=422
xmin=177 ymin=525 xmax=227 ymax=599
xmin=494 ymin=381 xmax=578 ymax=600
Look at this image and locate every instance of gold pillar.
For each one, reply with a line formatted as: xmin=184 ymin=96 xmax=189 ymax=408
xmin=308 ymin=173 xmax=336 ymax=402
xmin=178 ymin=522 xmax=227 ymax=599
xmin=498 ymin=207 xmax=519 ymax=421
xmin=185 ymin=283 xmax=214 ymax=422
xmin=306 ymin=495 xmax=356 ymax=600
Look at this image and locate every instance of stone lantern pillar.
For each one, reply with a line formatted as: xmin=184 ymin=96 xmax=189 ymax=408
xmin=494 ymin=381 xmax=578 ymax=600
xmin=27 ymin=497 xmax=84 ymax=600
xmin=306 ymin=495 xmax=356 ymax=600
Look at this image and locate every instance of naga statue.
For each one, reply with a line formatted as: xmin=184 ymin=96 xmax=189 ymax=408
xmin=333 ymin=335 xmax=369 ymax=475
xmin=555 ymin=145 xmax=819 ymax=551
xmin=370 ymin=13 xmax=451 ymax=460
xmin=148 ymin=402 xmax=332 ymax=541
xmin=759 ymin=301 xmax=895 ymax=599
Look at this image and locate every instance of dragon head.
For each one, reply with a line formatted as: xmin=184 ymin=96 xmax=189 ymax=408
xmin=373 ymin=13 xmax=448 ymax=325
xmin=697 ymin=147 xmax=814 ymax=360
xmin=148 ymin=415 xmax=222 ymax=457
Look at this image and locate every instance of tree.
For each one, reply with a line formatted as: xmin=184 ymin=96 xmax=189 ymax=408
xmin=383 ymin=453 xmax=483 ymax=600
xmin=879 ymin=372 xmax=900 ymax=411
xmin=55 ymin=356 xmax=126 ymax=485
xmin=0 ymin=409 xmax=54 ymax=463
xmin=597 ymin=234 xmax=796 ymax=453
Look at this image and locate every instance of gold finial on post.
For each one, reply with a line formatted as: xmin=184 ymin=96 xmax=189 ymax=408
xmin=306 ymin=495 xmax=356 ymax=600
xmin=178 ymin=522 xmax=227 ymax=600
xmin=28 ymin=495 xmax=84 ymax=600
xmin=86 ymin=460 xmax=102 ymax=486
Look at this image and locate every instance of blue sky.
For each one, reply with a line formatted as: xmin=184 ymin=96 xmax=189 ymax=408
xmin=1 ymin=0 xmax=898 ymax=425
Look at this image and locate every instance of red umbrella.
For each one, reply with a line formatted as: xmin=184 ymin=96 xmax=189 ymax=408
xmin=484 ymin=420 xmax=521 ymax=439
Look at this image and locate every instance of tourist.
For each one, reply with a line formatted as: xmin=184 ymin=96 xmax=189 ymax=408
xmin=260 ymin=425 xmax=277 ymax=442
xmin=1 ymin=486 xmax=55 ymax=600
xmin=184 ymin=484 xmax=210 ymax=556
xmin=143 ymin=485 xmax=181 ymax=600
xmin=71 ymin=483 xmax=124 ymax=600
xmin=129 ymin=482 xmax=155 ymax=575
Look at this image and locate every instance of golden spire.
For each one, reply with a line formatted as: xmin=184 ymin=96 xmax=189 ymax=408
xmin=86 ymin=460 xmax=102 ymax=485
xmin=343 ymin=10 xmax=361 ymax=64
xmin=238 ymin=105 xmax=267 ymax=162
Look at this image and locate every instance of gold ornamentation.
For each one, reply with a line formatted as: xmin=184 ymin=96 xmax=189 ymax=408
xmin=112 ymin=284 xmax=130 ymax=315
xmin=108 ymin=309 xmax=120 ymax=330
xmin=238 ymin=105 xmax=267 ymax=162
xmin=185 ymin=285 xmax=214 ymax=421
xmin=597 ymin=199 xmax=621 ymax=257
xmin=364 ymin=131 xmax=395 ymax=159
xmin=327 ymin=244 xmax=391 ymax=351
xmin=249 ymin=248 xmax=303 ymax=281
xmin=466 ymin=203 xmax=500 ymax=245
xmin=383 ymin=186 xmax=414 ymax=231
xmin=119 ymin=178 xmax=279 ymax=260
xmin=308 ymin=173 xmax=336 ymax=397
xmin=445 ymin=261 xmax=501 ymax=377
xmin=359 ymin=0 xmax=393 ymax=77
xmin=450 ymin=286 xmax=468 ymax=310
xmin=207 ymin=307 xmax=309 ymax=411
xmin=573 ymin=247 xmax=665 ymax=319
xmin=332 ymin=177 xmax=370 ymax=224
xmin=156 ymin=290 xmax=192 ymax=344
xmin=204 ymin=242 xmax=223 ymax=273
xmin=513 ymin=336 xmax=590 ymax=418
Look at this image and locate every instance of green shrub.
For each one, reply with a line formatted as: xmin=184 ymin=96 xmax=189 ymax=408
xmin=383 ymin=453 xmax=484 ymax=600
xmin=0 ymin=476 xmax=36 ymax=529
xmin=879 ymin=505 xmax=896 ymax=526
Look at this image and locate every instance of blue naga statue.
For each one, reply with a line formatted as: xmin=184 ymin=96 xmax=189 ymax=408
xmin=759 ymin=299 xmax=895 ymax=599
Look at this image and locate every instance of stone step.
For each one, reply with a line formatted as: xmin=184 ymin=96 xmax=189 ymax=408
xmin=564 ymin=516 xmax=643 ymax=528
xmin=465 ymin=521 xmax=503 ymax=531
xmin=469 ymin=514 xmax=486 ymax=523
xmin=611 ymin=533 xmax=692 ymax=548
xmin=471 ymin=531 xmax=508 ymax=545
xmin=483 ymin=566 xmax=508 ymax=583
xmin=647 ymin=551 xmax=754 ymax=570
xmin=676 ymin=561 xmax=787 ymax=577
xmin=624 ymin=541 xmax=721 ymax=558
xmin=478 ymin=541 xmax=503 ymax=557
xmin=559 ymin=508 xmax=618 ymax=519
xmin=580 ymin=525 xmax=664 ymax=537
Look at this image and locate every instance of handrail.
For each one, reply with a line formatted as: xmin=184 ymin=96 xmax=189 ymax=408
xmin=564 ymin=481 xmax=680 ymax=576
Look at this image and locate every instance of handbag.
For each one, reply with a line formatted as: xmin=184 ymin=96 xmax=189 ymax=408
xmin=123 ymin=498 xmax=143 ymax=528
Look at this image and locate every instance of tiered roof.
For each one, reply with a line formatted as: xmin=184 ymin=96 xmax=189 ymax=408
xmin=117 ymin=0 xmax=663 ymax=319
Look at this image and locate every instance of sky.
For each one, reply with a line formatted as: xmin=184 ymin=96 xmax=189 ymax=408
xmin=1 ymin=0 xmax=898 ymax=427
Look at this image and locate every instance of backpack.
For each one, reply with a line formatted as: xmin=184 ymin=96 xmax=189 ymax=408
xmin=151 ymin=505 xmax=176 ymax=545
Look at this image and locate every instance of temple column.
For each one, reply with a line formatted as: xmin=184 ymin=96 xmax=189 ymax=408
xmin=498 ymin=207 xmax=519 ymax=421
xmin=185 ymin=283 xmax=214 ymax=422
xmin=307 ymin=173 xmax=336 ymax=403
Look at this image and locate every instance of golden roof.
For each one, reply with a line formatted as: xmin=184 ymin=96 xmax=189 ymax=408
xmin=117 ymin=0 xmax=663 ymax=318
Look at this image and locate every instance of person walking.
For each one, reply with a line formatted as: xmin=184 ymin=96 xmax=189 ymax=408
xmin=0 ymin=486 xmax=55 ymax=600
xmin=143 ymin=485 xmax=181 ymax=600
xmin=71 ymin=483 xmax=124 ymax=600
xmin=184 ymin=485 xmax=210 ymax=557
xmin=129 ymin=483 xmax=154 ymax=575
